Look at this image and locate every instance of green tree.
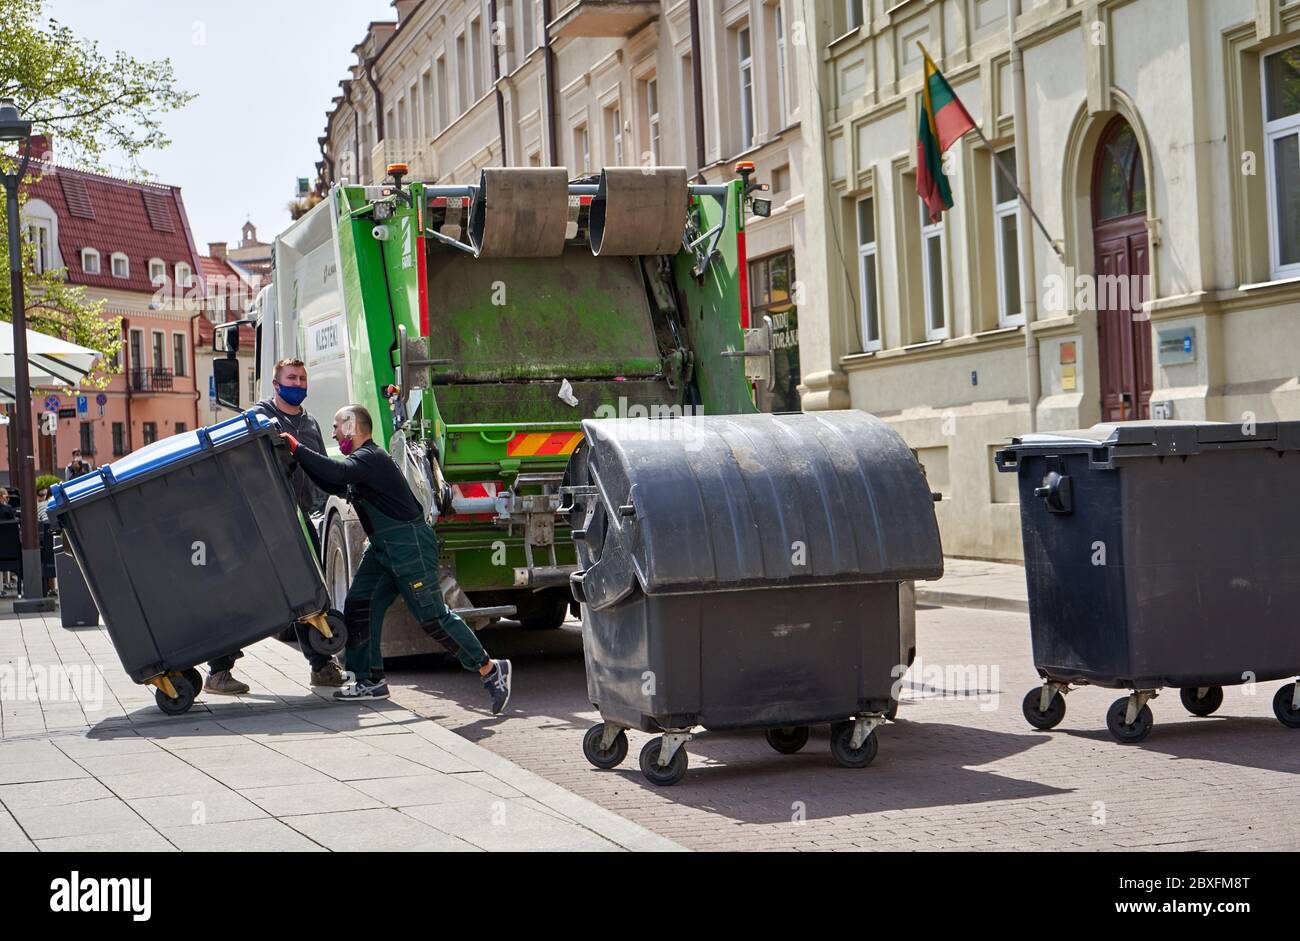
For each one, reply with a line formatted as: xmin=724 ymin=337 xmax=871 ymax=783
xmin=0 ymin=0 xmax=194 ymax=384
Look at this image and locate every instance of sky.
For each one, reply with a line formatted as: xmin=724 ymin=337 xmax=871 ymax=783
xmin=45 ymin=0 xmax=396 ymax=251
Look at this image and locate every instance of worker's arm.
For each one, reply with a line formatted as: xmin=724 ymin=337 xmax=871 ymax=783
xmin=282 ymin=436 xmax=367 ymax=494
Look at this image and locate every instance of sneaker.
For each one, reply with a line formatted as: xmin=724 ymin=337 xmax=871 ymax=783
xmin=482 ymin=659 xmax=512 ymax=715
xmin=310 ymin=661 xmax=346 ymax=687
xmin=332 ymin=681 xmax=390 ymax=702
xmin=204 ymin=670 xmax=250 ymax=695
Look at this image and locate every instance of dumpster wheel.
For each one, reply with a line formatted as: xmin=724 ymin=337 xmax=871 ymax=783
xmin=765 ymin=726 xmax=810 ymax=754
xmin=303 ymin=610 xmax=347 ymax=657
xmin=1179 ymin=686 xmax=1224 ymax=717
xmin=583 ymin=723 xmax=629 ymax=770
xmin=150 ymin=672 xmax=197 ymax=716
xmin=829 ymin=718 xmax=883 ymax=769
xmin=1273 ymin=681 xmax=1300 ymax=728
xmin=639 ymin=735 xmax=690 ymax=786
xmin=1106 ymin=694 xmax=1155 ymax=744
xmin=1022 ymin=684 xmax=1069 ymax=730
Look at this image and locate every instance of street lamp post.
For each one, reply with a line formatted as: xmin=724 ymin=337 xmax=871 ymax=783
xmin=1 ymin=97 xmax=53 ymax=612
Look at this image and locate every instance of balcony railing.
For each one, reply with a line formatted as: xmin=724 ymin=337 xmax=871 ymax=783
xmin=129 ymin=367 xmax=174 ymax=392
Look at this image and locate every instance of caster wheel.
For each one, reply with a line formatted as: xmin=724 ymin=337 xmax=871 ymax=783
xmin=155 ymin=674 xmax=196 ymax=716
xmin=183 ymin=668 xmax=203 ymax=696
xmin=1106 ymin=697 xmax=1153 ymax=744
xmin=1273 ymin=685 xmax=1300 ymax=728
xmin=582 ymin=724 xmax=628 ymax=769
xmin=1022 ymin=687 xmax=1066 ymax=730
xmin=765 ymin=726 xmax=810 ymax=754
xmin=307 ymin=612 xmax=348 ymax=656
xmin=885 ymin=699 xmax=899 ymax=721
xmin=639 ymin=737 xmax=688 ymax=787
xmin=1179 ymin=686 xmax=1223 ymax=717
xmin=829 ymin=721 xmax=879 ymax=769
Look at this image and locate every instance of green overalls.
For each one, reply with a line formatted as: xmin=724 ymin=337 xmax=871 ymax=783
xmin=343 ymin=498 xmax=488 ymax=683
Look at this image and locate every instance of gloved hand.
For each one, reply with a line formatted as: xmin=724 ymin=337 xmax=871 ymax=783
xmin=279 ymin=432 xmax=299 ymax=453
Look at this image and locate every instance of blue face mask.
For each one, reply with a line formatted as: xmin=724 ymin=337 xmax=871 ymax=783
xmin=277 ymin=384 xmax=308 ymax=407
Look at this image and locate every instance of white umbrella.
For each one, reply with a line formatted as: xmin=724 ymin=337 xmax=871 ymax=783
xmin=0 ymin=321 xmax=101 ymax=389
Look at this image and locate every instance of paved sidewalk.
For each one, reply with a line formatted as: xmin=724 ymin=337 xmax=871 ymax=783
xmin=916 ymin=557 xmax=1028 ymax=613
xmin=0 ymin=606 xmax=680 ymax=852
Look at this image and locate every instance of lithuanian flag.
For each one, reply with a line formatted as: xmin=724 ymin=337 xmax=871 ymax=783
xmin=917 ymin=46 xmax=977 ymax=222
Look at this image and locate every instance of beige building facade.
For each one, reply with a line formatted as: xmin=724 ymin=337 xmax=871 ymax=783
xmin=797 ymin=0 xmax=1300 ymax=560
xmin=318 ymin=0 xmax=808 ymax=410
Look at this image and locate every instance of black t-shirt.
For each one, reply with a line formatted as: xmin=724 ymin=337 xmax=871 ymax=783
xmin=292 ymin=439 xmax=422 ymax=534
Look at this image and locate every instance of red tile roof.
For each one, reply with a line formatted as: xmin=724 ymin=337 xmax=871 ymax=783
xmin=195 ymin=254 xmax=258 ymax=347
xmin=24 ymin=159 xmax=205 ymax=296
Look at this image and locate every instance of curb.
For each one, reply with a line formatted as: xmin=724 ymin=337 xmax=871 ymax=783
xmin=915 ymin=588 xmax=1029 ymax=614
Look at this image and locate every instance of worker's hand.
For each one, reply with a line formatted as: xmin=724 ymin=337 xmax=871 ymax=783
xmin=279 ymin=432 xmax=299 ymax=453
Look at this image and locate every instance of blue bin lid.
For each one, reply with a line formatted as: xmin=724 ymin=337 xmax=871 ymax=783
xmin=48 ymin=410 xmax=277 ymax=514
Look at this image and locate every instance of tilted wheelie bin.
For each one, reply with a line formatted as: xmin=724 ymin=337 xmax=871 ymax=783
xmin=47 ymin=411 xmax=345 ymax=714
xmin=564 ymin=410 xmax=944 ymax=785
xmin=995 ymin=420 xmax=1300 ymax=743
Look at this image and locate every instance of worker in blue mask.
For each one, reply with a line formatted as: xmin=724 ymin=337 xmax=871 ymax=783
xmin=204 ymin=357 xmax=345 ymax=696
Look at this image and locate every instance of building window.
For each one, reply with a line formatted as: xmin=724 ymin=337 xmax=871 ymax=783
xmin=175 ymin=422 xmax=187 ymax=435
xmin=1264 ymin=44 xmax=1300 ymax=279
xmin=248 ymin=369 xmax=257 ymax=404
xmin=993 ymin=147 xmax=1024 ymax=326
xmin=573 ymin=122 xmax=589 ymax=174
xmin=749 ymin=250 xmax=801 ymax=413
xmin=152 ymin=331 xmax=165 ymax=369
xmin=774 ymin=3 xmax=789 ymax=128
xmin=79 ymin=422 xmax=95 ymax=458
xmin=81 ymin=248 xmax=100 ymax=274
xmin=738 ymin=25 xmax=755 ymax=151
xmin=606 ymin=103 xmax=623 ymax=166
xmin=421 ymin=70 xmax=434 ymax=140
xmin=26 ymin=223 xmax=51 ymax=273
xmin=856 ymin=197 xmax=881 ymax=351
xmin=470 ymin=16 xmax=484 ymax=103
xmin=845 ymin=0 xmax=863 ymax=32
xmin=645 ymin=77 xmax=661 ymax=166
xmin=522 ymin=0 xmax=536 ymax=54
xmin=175 ymin=262 xmax=192 ymax=288
xmin=456 ymin=33 xmax=468 ymax=114
xmin=148 ymin=258 xmax=165 ymax=283
xmin=172 ymin=333 xmax=187 ymax=377
xmin=921 ymin=204 xmax=948 ymax=340
xmin=435 ymin=55 xmax=448 ymax=132
xmin=129 ymin=328 xmax=144 ymax=370
xmin=110 ymin=252 xmax=129 ymax=278
xmin=142 ymin=422 xmax=157 ymax=446
xmin=112 ymin=422 xmax=125 ymax=456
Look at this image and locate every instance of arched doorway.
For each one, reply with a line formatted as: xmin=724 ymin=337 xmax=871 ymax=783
xmin=1092 ymin=116 xmax=1151 ymax=422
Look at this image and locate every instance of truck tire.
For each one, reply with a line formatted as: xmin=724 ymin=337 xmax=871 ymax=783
xmin=520 ymin=591 xmax=569 ymax=630
xmin=323 ymin=513 xmax=351 ymax=612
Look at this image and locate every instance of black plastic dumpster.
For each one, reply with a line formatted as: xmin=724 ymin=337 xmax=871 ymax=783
xmin=47 ymin=411 xmax=345 ymax=714
xmin=995 ymin=420 xmax=1300 ymax=743
xmin=54 ymin=533 xmax=98 ymax=628
xmin=564 ymin=411 xmax=944 ymax=785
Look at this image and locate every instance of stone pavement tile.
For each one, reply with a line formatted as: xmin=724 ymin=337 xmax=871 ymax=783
xmin=349 ymin=772 xmax=496 ymax=808
xmin=451 ymin=771 xmax=526 ymax=800
xmin=36 ymin=829 xmax=177 ymax=852
xmin=363 ymin=732 xmax=479 ymax=774
xmin=8 ymin=796 xmax=151 ymax=841
xmin=0 ymin=740 xmax=90 ymax=785
xmin=128 ymin=790 xmax=268 ymax=828
xmin=0 ymin=806 xmax=35 ymax=850
xmin=240 ymin=780 xmax=384 ymax=817
xmin=95 ymin=767 xmax=221 ymax=800
xmin=214 ymin=713 xmax=338 ymax=742
xmin=77 ymin=748 xmax=194 ymax=778
xmin=402 ymin=798 xmax=621 ymax=852
xmin=48 ymin=730 xmax=157 ymax=759
xmin=140 ymin=719 xmax=243 ymax=751
xmin=162 ymin=817 xmax=326 ymax=852
xmin=291 ymin=706 xmax=411 ymax=736
xmin=0 ymin=776 xmax=113 ymax=810
xmin=265 ymin=738 xmax=431 ymax=782
xmin=174 ymin=742 xmax=333 ymax=790
xmin=284 ymin=807 xmax=479 ymax=852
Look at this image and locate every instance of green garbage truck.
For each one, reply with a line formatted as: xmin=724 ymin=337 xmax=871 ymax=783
xmin=214 ymin=163 xmax=772 ymax=656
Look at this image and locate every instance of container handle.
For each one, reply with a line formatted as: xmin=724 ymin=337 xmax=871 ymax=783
xmin=98 ymin=465 xmax=117 ymax=490
xmin=196 ymin=426 xmax=214 ymax=451
xmin=480 ymin=430 xmax=516 ymax=445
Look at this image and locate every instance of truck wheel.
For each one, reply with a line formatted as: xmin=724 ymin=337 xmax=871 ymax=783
xmin=1106 ymin=697 xmax=1153 ymax=744
xmin=639 ymin=737 xmax=688 ymax=786
xmin=1273 ymin=684 xmax=1300 ymax=728
xmin=521 ymin=594 xmax=568 ymax=630
xmin=582 ymin=724 xmax=628 ymax=769
xmin=323 ymin=513 xmax=351 ymax=612
xmin=155 ymin=675 xmax=196 ymax=716
xmin=829 ymin=721 xmax=878 ymax=768
xmin=1179 ymin=686 xmax=1223 ymax=717
xmin=1022 ymin=687 xmax=1066 ymax=730
xmin=765 ymin=726 xmax=810 ymax=754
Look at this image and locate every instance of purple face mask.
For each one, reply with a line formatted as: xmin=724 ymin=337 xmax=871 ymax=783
xmin=338 ymin=438 xmax=355 ymax=456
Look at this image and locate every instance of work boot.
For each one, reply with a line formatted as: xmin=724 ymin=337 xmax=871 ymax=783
xmin=482 ymin=659 xmax=512 ymax=715
xmin=204 ymin=670 xmax=250 ymax=695
xmin=310 ymin=661 xmax=345 ymax=687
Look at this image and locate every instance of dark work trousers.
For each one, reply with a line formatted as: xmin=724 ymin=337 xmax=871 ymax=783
xmin=342 ymin=499 xmax=488 ymax=684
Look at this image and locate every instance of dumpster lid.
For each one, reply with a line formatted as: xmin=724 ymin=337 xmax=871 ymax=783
xmin=570 ymin=411 xmax=944 ymax=604
xmin=48 ymin=410 xmax=278 ymax=514
xmin=995 ymin=419 xmax=1300 ymax=470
